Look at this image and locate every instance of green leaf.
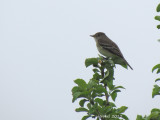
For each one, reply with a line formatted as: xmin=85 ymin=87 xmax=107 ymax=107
xmin=82 ymin=115 xmax=90 ymax=120
xmin=148 ymin=111 xmax=160 ymax=119
xmin=110 ymin=91 xmax=117 ymax=101
xmin=111 ymin=89 xmax=121 ymax=94
xmin=106 ymin=80 xmax=114 ymax=90
xmin=113 ymin=86 xmax=125 ymax=90
xmin=101 ymin=70 xmax=109 ymax=82
xmin=87 ymin=79 xmax=97 ymax=89
xmin=72 ymin=91 xmax=90 ymax=102
xmin=85 ymin=58 xmax=98 ymax=67
xmin=104 ymin=70 xmax=110 ymax=78
xmin=102 ymin=68 xmax=114 ymax=84
xmin=157 ymin=3 xmax=160 ymax=12
xmin=136 ymin=115 xmax=145 ymax=120
xmin=91 ymin=91 xmax=97 ymax=98
xmin=157 ymin=25 xmax=160 ymax=29
xmin=121 ymin=114 xmax=129 ymax=120
xmin=120 ymin=63 xmax=128 ymax=69
xmin=109 ymin=102 xmax=116 ymax=107
xmin=87 ymin=103 xmax=99 ymax=115
xmin=155 ymin=78 xmax=160 ymax=82
xmin=151 ymin=108 xmax=160 ymax=113
xmin=93 ymin=68 xmax=100 ymax=73
xmin=152 ymin=85 xmax=160 ymax=98
xmin=95 ymin=98 xmax=104 ymax=106
xmin=87 ymin=103 xmax=91 ymax=109
xmin=74 ymin=79 xmax=87 ymax=89
xmin=93 ymin=73 xmax=101 ymax=80
xmin=79 ymin=99 xmax=88 ymax=107
xmin=155 ymin=16 xmax=160 ymax=21
xmin=110 ymin=90 xmax=121 ymax=101
xmin=98 ymin=54 xmax=104 ymax=60
xmin=94 ymin=89 xmax=105 ymax=98
xmin=97 ymin=106 xmax=105 ymax=115
xmin=80 ymin=91 xmax=91 ymax=98
xmin=116 ymin=106 xmax=128 ymax=113
xmin=72 ymin=92 xmax=82 ymax=102
xmin=75 ymin=107 xmax=88 ymax=112
xmin=152 ymin=64 xmax=160 ymax=72
xmin=112 ymin=57 xmax=128 ymax=69
xmin=96 ymin=85 xmax=107 ymax=94
xmin=157 ymin=69 xmax=160 ymax=74
xmin=72 ymin=86 xmax=82 ymax=94
xmin=91 ymin=85 xmax=106 ymax=98
xmin=108 ymin=59 xmax=114 ymax=65
xmin=91 ymin=103 xmax=99 ymax=115
xmin=103 ymin=106 xmax=113 ymax=114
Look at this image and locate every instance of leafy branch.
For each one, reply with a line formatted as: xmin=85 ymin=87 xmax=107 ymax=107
xmin=136 ymin=3 xmax=160 ymax=120
xmin=72 ymin=57 xmax=128 ymax=120
xmin=136 ymin=64 xmax=160 ymax=120
xmin=155 ymin=3 xmax=160 ymax=29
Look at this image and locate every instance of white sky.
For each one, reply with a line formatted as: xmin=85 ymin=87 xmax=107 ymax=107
xmin=0 ymin=0 xmax=160 ymax=120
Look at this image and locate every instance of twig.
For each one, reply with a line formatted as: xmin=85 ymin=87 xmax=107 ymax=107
xmin=100 ymin=62 xmax=109 ymax=106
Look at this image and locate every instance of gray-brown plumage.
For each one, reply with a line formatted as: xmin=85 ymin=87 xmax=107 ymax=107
xmin=90 ymin=32 xmax=133 ymax=70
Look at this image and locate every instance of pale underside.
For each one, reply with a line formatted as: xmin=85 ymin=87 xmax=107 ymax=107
xmin=96 ymin=42 xmax=124 ymax=63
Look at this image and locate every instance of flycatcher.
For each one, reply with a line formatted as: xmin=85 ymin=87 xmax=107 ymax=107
xmin=90 ymin=32 xmax=133 ymax=70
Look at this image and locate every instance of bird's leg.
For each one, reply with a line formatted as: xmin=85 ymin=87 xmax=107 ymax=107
xmin=103 ymin=56 xmax=111 ymax=61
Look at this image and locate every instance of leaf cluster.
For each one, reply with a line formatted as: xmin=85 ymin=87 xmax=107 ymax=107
xmin=72 ymin=57 xmax=128 ymax=120
xmin=152 ymin=64 xmax=160 ymax=98
xmin=155 ymin=4 xmax=160 ymax=29
xmin=136 ymin=3 xmax=160 ymax=119
xmin=137 ymin=108 xmax=160 ymax=120
xmin=136 ymin=64 xmax=160 ymax=120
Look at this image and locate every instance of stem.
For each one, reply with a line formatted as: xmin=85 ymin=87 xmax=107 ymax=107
xmin=104 ymin=85 xmax=109 ymax=106
xmin=89 ymin=99 xmax=102 ymax=119
xmin=101 ymin=118 xmax=105 ymax=120
xmin=101 ymin=63 xmax=109 ymax=106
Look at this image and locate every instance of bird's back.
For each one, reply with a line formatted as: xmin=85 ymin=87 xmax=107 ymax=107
xmin=98 ymin=36 xmax=124 ymax=59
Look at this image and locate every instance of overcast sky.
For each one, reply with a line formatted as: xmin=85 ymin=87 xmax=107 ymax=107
xmin=0 ymin=0 xmax=160 ymax=120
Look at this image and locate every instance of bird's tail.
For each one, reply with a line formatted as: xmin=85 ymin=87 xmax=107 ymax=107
xmin=123 ymin=58 xmax=133 ymax=70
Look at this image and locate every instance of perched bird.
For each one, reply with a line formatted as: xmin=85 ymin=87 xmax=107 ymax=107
xmin=90 ymin=32 xmax=133 ymax=70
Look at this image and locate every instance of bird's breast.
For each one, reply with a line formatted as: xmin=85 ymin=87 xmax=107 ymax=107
xmin=96 ymin=43 xmax=114 ymax=57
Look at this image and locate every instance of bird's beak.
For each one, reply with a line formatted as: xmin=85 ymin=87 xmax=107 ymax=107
xmin=90 ymin=35 xmax=94 ymax=37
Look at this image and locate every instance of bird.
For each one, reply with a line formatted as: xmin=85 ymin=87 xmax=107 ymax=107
xmin=90 ymin=32 xmax=133 ymax=70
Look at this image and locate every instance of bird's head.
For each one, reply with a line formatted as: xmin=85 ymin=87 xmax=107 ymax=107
xmin=90 ymin=32 xmax=106 ymax=40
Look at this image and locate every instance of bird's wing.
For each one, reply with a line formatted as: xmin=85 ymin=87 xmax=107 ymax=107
xmin=98 ymin=39 xmax=124 ymax=58
xmin=98 ymin=39 xmax=133 ymax=70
